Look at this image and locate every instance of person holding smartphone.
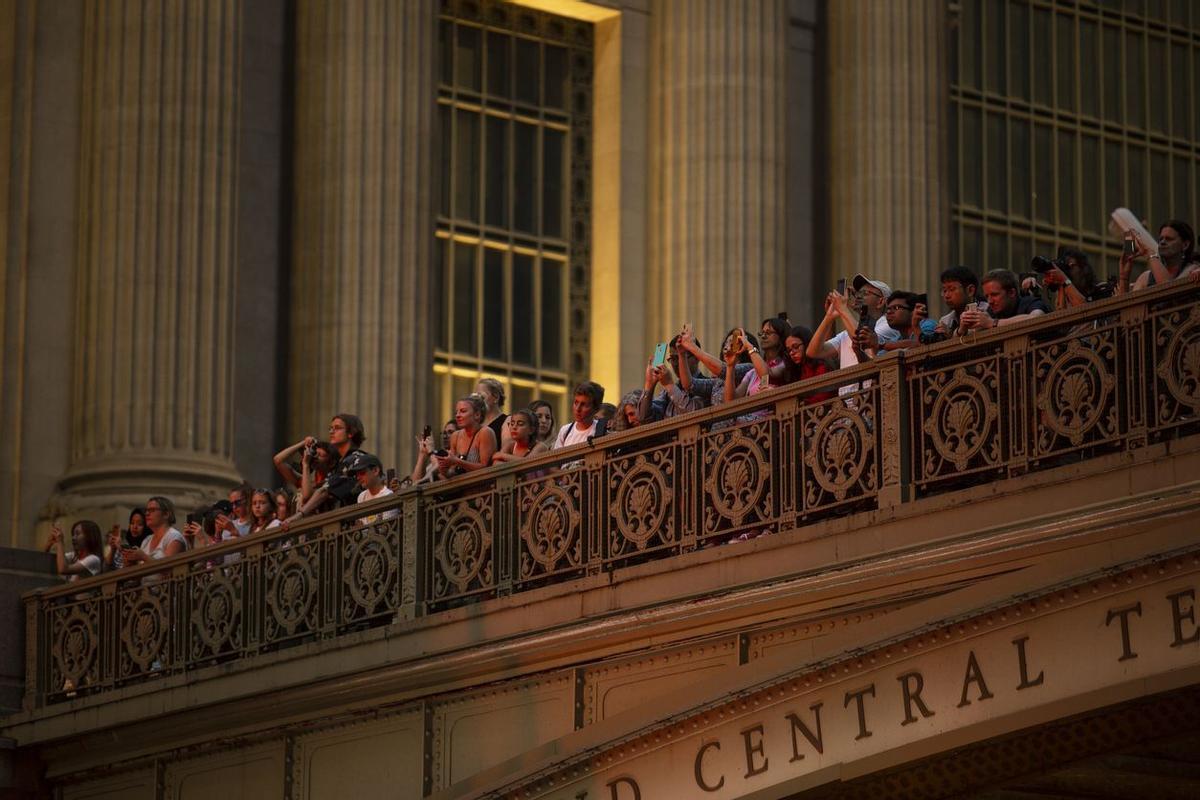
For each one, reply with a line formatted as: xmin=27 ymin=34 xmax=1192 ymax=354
xmin=47 ymin=520 xmax=104 ymax=581
xmin=121 ymin=497 xmax=186 ymax=565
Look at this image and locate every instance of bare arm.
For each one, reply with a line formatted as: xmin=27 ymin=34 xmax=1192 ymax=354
xmin=272 ymin=438 xmax=310 ymax=488
xmin=807 ymin=304 xmax=841 ymax=362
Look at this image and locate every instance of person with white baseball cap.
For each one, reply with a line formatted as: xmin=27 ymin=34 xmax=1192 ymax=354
xmin=806 ymin=273 xmax=901 ymax=377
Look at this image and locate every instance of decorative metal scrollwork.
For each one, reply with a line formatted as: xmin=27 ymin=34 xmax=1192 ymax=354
xmin=119 ymin=587 xmax=169 ymax=676
xmin=436 ymin=505 xmax=492 ymax=595
xmin=1155 ymin=304 xmax=1200 ymax=425
xmin=803 ymin=399 xmax=875 ymax=504
xmin=264 ymin=548 xmax=318 ymax=640
xmin=703 ymin=422 xmax=772 ymax=534
xmin=51 ymin=605 xmax=98 ymax=688
xmin=343 ymin=525 xmax=398 ymax=619
xmin=519 ymin=478 xmax=582 ymax=580
xmin=609 ymin=451 xmax=673 ymax=553
xmin=1034 ymin=332 xmax=1118 ymax=454
xmin=190 ymin=568 xmax=242 ymax=660
xmin=922 ymin=365 xmax=1000 ymax=473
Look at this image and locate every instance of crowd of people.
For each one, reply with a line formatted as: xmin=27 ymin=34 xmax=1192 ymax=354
xmin=47 ymin=221 xmax=1200 ymax=580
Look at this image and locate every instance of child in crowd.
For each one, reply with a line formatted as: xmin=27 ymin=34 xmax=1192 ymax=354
xmin=349 ymin=451 xmax=398 ymax=525
xmin=492 ymin=409 xmax=549 ymax=464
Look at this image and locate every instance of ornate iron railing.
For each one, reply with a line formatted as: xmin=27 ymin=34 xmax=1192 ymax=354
xmin=23 ymin=280 xmax=1200 ymax=709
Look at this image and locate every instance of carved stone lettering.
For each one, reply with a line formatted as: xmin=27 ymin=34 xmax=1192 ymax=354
xmin=786 ymin=703 xmax=824 ymax=762
xmin=606 ymin=776 xmax=641 ymax=800
xmin=1167 ymin=589 xmax=1200 ymax=648
xmin=957 ymin=649 xmax=994 ymax=707
xmin=1012 ymin=635 xmax=1045 ymax=690
xmin=897 ymin=670 xmax=935 ymax=725
xmin=843 ymin=684 xmax=876 ymax=740
xmin=1105 ymin=601 xmax=1143 ymax=662
xmin=741 ymin=724 xmax=769 ymax=778
xmin=693 ymin=740 xmax=724 ymax=793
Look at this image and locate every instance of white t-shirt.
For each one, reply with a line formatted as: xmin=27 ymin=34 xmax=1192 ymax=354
xmin=357 ymin=486 xmax=398 ymax=525
xmin=141 ymin=527 xmax=187 ymax=560
xmin=827 ymin=317 xmax=899 ymax=396
xmin=554 ymin=421 xmax=598 ymax=449
xmin=65 ymin=551 xmax=102 ymax=581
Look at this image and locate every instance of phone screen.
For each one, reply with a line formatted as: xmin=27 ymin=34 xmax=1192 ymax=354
xmin=651 ymin=342 xmax=668 ymax=367
xmin=836 ymin=278 xmax=847 ymax=295
xmin=422 ymin=424 xmax=431 ymax=439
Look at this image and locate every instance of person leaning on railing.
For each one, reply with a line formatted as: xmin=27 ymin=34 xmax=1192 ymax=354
xmin=492 ymin=409 xmax=550 ymax=464
xmin=1117 ymin=219 xmax=1200 ymax=294
xmin=959 ymin=269 xmax=1050 ymax=331
xmin=434 ymin=395 xmax=497 ymax=478
xmin=121 ymin=497 xmax=186 ymax=565
xmin=553 ymin=381 xmax=604 ymax=449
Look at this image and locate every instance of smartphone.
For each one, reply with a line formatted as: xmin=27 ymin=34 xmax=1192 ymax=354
xmin=651 ymin=342 xmax=668 ymax=368
xmin=836 ymin=278 xmax=847 ymax=296
xmin=728 ymin=329 xmax=742 ymax=353
xmin=1123 ymin=237 xmax=1136 ymax=258
xmin=422 ymin=424 xmax=432 ymax=439
xmin=916 ymin=293 xmax=928 ymax=308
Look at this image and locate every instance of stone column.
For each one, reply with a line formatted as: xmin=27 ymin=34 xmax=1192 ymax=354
xmin=647 ymin=0 xmax=788 ymax=351
xmin=289 ymin=1 xmax=435 ymax=474
xmin=52 ymin=0 xmax=244 ymax=515
xmin=827 ymin=0 xmax=951 ymax=296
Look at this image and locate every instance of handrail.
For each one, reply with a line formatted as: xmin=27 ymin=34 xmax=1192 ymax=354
xmin=22 ymin=279 xmax=1200 ymax=709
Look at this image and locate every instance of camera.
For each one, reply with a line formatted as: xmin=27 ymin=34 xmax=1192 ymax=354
xmin=186 ymin=499 xmax=233 ymax=526
xmin=1030 ymin=255 xmax=1068 ymax=274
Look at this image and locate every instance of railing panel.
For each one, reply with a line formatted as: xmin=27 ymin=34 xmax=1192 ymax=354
xmin=797 ymin=386 xmax=881 ymax=518
xmin=605 ymin=438 xmax=683 ymax=566
xmin=425 ymin=489 xmax=497 ymax=611
xmin=699 ymin=416 xmax=778 ymax=543
xmin=515 ymin=467 xmax=586 ymax=590
xmin=1150 ymin=297 xmax=1200 ymax=436
xmin=261 ymin=536 xmax=324 ymax=649
xmin=1029 ymin=321 xmax=1123 ymax=462
xmin=45 ymin=591 xmax=106 ymax=701
xmin=186 ymin=560 xmax=246 ymax=667
xmin=115 ymin=574 xmax=177 ymax=683
xmin=337 ymin=517 xmax=403 ymax=631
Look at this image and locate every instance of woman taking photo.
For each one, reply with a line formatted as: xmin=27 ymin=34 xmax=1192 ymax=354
xmin=47 ymin=520 xmax=104 ymax=581
xmin=434 ymin=395 xmax=497 ymax=478
xmin=106 ymin=507 xmax=149 ymax=569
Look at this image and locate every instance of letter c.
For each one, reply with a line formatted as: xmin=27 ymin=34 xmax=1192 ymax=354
xmin=694 ymin=739 xmax=725 ymax=792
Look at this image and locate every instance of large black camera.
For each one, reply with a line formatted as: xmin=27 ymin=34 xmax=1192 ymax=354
xmin=186 ymin=499 xmax=233 ymax=526
xmin=1030 ymin=255 xmax=1068 ymax=274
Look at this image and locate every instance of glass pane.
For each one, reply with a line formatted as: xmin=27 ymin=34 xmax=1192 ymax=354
xmin=1011 ymin=120 xmax=1031 ymax=219
xmin=512 ymin=254 xmax=534 ymax=365
xmin=540 ymin=260 xmax=563 ymax=369
xmin=962 ymin=225 xmax=983 ymax=271
xmin=986 ymin=112 xmax=1007 ymax=212
xmin=962 ymin=106 xmax=983 ymax=207
xmin=1150 ymin=150 xmax=1170 ymax=224
xmin=486 ymin=31 xmax=511 ymax=98
xmin=1080 ymin=135 xmax=1102 ymax=234
xmin=948 ymin=103 xmax=959 ymax=204
xmin=513 ymin=122 xmax=538 ymax=234
xmin=1104 ymin=141 xmax=1124 ymax=227
xmin=1125 ymin=31 xmax=1145 ymax=129
xmin=985 ymin=0 xmax=1006 ymax=95
xmin=1007 ymin=1 xmax=1029 ymax=102
xmin=515 ymin=38 xmax=539 ymax=105
xmin=453 ymin=243 xmax=476 ymax=354
xmin=439 ymin=20 xmax=453 ymax=85
xmin=456 ymin=25 xmax=482 ymax=91
xmin=961 ymin=0 xmax=981 ymax=91
xmin=452 ymin=375 xmax=476 ymax=408
xmin=454 ymin=109 xmax=480 ymax=222
xmin=1127 ymin=147 xmax=1147 ymax=222
xmin=1057 ymin=131 xmax=1076 ymax=228
xmin=436 ymin=237 xmax=449 ymax=350
xmin=438 ymin=105 xmax=451 ymax=217
xmin=1055 ymin=14 xmax=1075 ymax=112
xmin=1148 ymin=36 xmax=1168 ymax=133
xmin=1079 ymin=20 xmax=1099 ymax=118
xmin=544 ymin=45 xmax=568 ymax=109
xmin=1102 ymin=25 xmax=1121 ymax=123
xmin=1171 ymin=155 xmax=1191 ymax=227
xmin=483 ymin=249 xmax=506 ymax=360
xmin=485 ymin=116 xmax=509 ymax=227
xmin=511 ymin=385 xmax=534 ymax=414
xmin=986 ymin=232 xmax=1008 ymax=273
xmin=1170 ymin=43 xmax=1189 ymax=139
xmin=543 ymin=128 xmax=565 ymax=238
xmin=1034 ymin=124 xmax=1054 ymax=222
xmin=1032 ymin=9 xmax=1052 ymax=106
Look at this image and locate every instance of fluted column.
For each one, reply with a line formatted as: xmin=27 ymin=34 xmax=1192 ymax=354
xmin=647 ymin=0 xmax=787 ymax=350
xmin=53 ymin=0 xmax=243 ymax=512
xmin=828 ymin=0 xmax=950 ymax=295
xmin=290 ymin=2 xmax=435 ymax=474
